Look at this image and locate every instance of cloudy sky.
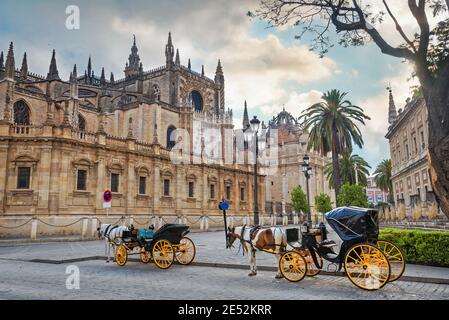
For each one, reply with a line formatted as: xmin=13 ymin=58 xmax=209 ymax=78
xmin=0 ymin=0 xmax=426 ymax=173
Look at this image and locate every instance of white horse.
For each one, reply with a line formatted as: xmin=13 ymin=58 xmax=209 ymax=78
xmin=228 ymin=225 xmax=287 ymax=278
xmin=97 ymin=224 xmax=129 ymax=263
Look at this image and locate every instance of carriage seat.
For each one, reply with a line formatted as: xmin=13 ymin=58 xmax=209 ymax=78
xmin=137 ymin=228 xmax=154 ymax=240
xmin=249 ymin=225 xmax=261 ymax=239
xmin=319 ymin=239 xmax=337 ymax=248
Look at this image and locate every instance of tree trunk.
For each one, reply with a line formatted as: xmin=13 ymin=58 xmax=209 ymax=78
xmin=332 ymin=129 xmax=341 ymax=203
xmin=425 ymin=90 xmax=449 ymax=219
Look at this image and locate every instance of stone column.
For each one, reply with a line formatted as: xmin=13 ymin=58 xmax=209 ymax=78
xmin=282 ymin=173 xmax=288 ymax=215
xmin=95 ymin=157 xmax=106 ymax=213
xmin=37 ymin=146 xmax=52 ymax=213
xmin=0 ymin=141 xmax=9 ymax=214
xmin=126 ymin=158 xmax=135 ymax=215
xmin=202 ymin=169 xmax=208 ymax=214
xmin=153 ymin=161 xmax=161 ymax=214
xmin=175 ymin=167 xmax=184 ymax=214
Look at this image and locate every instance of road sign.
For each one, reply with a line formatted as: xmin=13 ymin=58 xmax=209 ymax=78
xmin=103 ymin=202 xmax=112 ymax=209
xmin=218 ymin=200 xmax=229 ymax=211
xmin=103 ymin=189 xmax=112 ymax=203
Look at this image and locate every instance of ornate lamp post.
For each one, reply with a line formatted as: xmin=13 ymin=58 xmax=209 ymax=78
xmin=302 ymin=154 xmax=313 ymax=226
xmin=245 ymin=116 xmax=261 ymax=225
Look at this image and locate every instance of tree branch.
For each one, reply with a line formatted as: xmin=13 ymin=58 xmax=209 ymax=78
xmin=383 ymin=0 xmax=418 ymax=53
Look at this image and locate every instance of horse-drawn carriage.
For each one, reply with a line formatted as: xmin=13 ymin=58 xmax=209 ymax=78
xmin=279 ymin=207 xmax=405 ymax=290
xmin=113 ymin=224 xmax=196 ymax=269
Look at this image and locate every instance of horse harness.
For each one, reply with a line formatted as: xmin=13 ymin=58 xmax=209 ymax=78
xmin=239 ymin=225 xmax=285 ymax=256
xmin=104 ymin=225 xmax=119 ymax=242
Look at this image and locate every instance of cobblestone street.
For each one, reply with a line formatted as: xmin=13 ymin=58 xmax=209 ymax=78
xmin=0 ymin=259 xmax=448 ymax=300
xmin=0 ymin=230 xmax=449 ymax=300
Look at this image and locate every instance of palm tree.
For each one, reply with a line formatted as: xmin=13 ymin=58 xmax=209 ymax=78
xmin=299 ymin=89 xmax=370 ymax=198
xmin=374 ymin=159 xmax=393 ymax=202
xmin=324 ymin=152 xmax=371 ymax=187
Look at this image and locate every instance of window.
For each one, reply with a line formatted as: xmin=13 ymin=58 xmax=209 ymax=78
xmin=191 ymin=91 xmax=203 ymax=112
xmin=163 ymin=179 xmax=170 ymax=196
xmin=167 ymin=126 xmax=176 ymax=149
xmin=77 ymin=170 xmax=87 ymax=191
xmin=188 ymin=181 xmax=194 ymax=198
xmin=153 ymin=85 xmax=160 ymax=101
xmin=240 ymin=187 xmax=245 ymax=201
xmin=139 ymin=176 xmax=146 ymax=195
xmin=210 ymin=184 xmax=216 ymax=199
xmin=420 ymin=130 xmax=426 ymax=150
xmin=17 ymin=167 xmax=31 ymax=189
xmin=413 ymin=135 xmax=418 ymax=154
xmin=13 ymin=101 xmax=30 ymax=125
xmin=405 ymin=144 xmax=410 ymax=159
xmin=78 ymin=115 xmax=86 ymax=131
xmin=226 ymin=186 xmax=231 ymax=200
xmin=111 ymin=173 xmax=119 ymax=193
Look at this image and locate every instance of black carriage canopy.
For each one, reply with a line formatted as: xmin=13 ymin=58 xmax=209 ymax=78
xmin=325 ymin=207 xmax=379 ymax=241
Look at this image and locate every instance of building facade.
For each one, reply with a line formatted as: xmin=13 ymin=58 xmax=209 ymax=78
xmin=385 ymin=89 xmax=439 ymax=217
xmin=261 ymin=107 xmax=334 ymax=218
xmin=0 ymin=34 xmax=266 ymax=237
xmin=365 ymin=176 xmax=389 ymax=206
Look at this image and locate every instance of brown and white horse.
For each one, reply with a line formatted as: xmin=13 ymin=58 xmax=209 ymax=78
xmin=228 ymin=225 xmax=287 ymax=278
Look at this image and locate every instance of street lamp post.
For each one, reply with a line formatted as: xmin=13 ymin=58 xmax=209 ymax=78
xmin=302 ymin=155 xmax=313 ymax=227
xmin=247 ymin=116 xmax=261 ymax=225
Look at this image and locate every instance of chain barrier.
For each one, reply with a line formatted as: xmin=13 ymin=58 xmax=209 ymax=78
xmin=36 ymin=217 xmax=85 ymax=228
xmin=0 ymin=218 xmax=34 ymax=229
xmin=184 ymin=216 xmax=202 ymax=225
xmin=206 ymin=216 xmax=223 ymax=224
xmin=134 ymin=218 xmax=153 ymax=226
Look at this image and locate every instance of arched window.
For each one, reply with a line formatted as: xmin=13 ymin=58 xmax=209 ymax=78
xmin=13 ymin=101 xmax=30 ymax=125
xmin=191 ymin=91 xmax=203 ymax=112
xmin=78 ymin=114 xmax=86 ymax=131
xmin=167 ymin=126 xmax=176 ymax=149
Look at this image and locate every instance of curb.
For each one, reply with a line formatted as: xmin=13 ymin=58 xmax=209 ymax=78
xmin=4 ymin=255 xmax=448 ymax=285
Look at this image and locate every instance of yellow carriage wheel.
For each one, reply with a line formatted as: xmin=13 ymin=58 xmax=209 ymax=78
xmin=344 ymin=243 xmax=390 ymax=291
xmin=115 ymin=245 xmax=128 ymax=267
xmin=140 ymin=249 xmax=151 ymax=264
xmin=152 ymin=239 xmax=174 ymax=270
xmin=377 ymin=239 xmax=405 ymax=282
xmin=279 ymin=251 xmax=308 ymax=282
xmin=301 ymin=250 xmax=322 ymax=277
xmin=174 ymin=237 xmax=196 ymax=265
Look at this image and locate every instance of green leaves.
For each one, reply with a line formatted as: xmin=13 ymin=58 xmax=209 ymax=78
xmin=324 ymin=152 xmax=371 ymax=187
xmin=336 ymin=183 xmax=369 ymax=208
xmin=291 ymin=185 xmax=309 ymax=214
xmin=315 ymin=193 xmax=333 ymax=214
xmin=374 ymin=159 xmax=392 ymax=195
xmin=380 ymin=228 xmax=449 ymax=267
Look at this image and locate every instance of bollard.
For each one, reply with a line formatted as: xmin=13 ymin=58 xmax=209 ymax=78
xmin=30 ymin=218 xmax=38 ymax=241
xmin=283 ymin=215 xmax=288 ymax=226
xmin=199 ymin=216 xmax=205 ymax=231
xmin=81 ymin=218 xmax=89 ymax=240
xmin=204 ymin=216 xmax=209 ymax=231
xmin=91 ymin=218 xmax=98 ymax=240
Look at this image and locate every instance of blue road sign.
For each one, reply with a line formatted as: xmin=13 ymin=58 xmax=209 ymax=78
xmin=219 ymin=201 xmax=229 ymax=211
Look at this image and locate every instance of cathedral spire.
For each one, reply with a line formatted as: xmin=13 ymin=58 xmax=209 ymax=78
xmin=87 ymin=56 xmax=92 ymax=78
xmin=100 ymin=67 xmax=106 ymax=86
xmin=201 ymin=65 xmax=205 ymax=77
xmin=243 ymin=100 xmax=250 ymax=129
xmin=175 ymin=49 xmax=180 ymax=66
xmin=0 ymin=51 xmax=4 ymax=79
xmin=165 ymin=32 xmax=175 ymax=67
xmin=125 ymin=35 xmax=141 ymax=77
xmin=110 ymin=72 xmax=115 ymax=84
xmin=214 ymin=59 xmax=224 ymax=84
xmin=46 ymin=49 xmax=60 ymax=81
xmin=20 ymin=52 xmax=28 ymax=80
xmin=188 ymin=58 xmax=191 ymax=70
xmin=5 ymin=42 xmax=15 ymax=80
xmin=388 ymin=85 xmax=397 ymax=124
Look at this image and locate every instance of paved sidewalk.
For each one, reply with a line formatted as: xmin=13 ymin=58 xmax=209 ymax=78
xmin=0 ymin=229 xmax=448 ymax=282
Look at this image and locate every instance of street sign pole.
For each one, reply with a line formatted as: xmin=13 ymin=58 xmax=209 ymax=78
xmin=219 ymin=199 xmax=230 ymax=248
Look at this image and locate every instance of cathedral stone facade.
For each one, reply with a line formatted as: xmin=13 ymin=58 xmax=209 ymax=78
xmin=259 ymin=107 xmax=334 ymax=219
xmin=0 ymin=34 xmax=265 ymax=237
